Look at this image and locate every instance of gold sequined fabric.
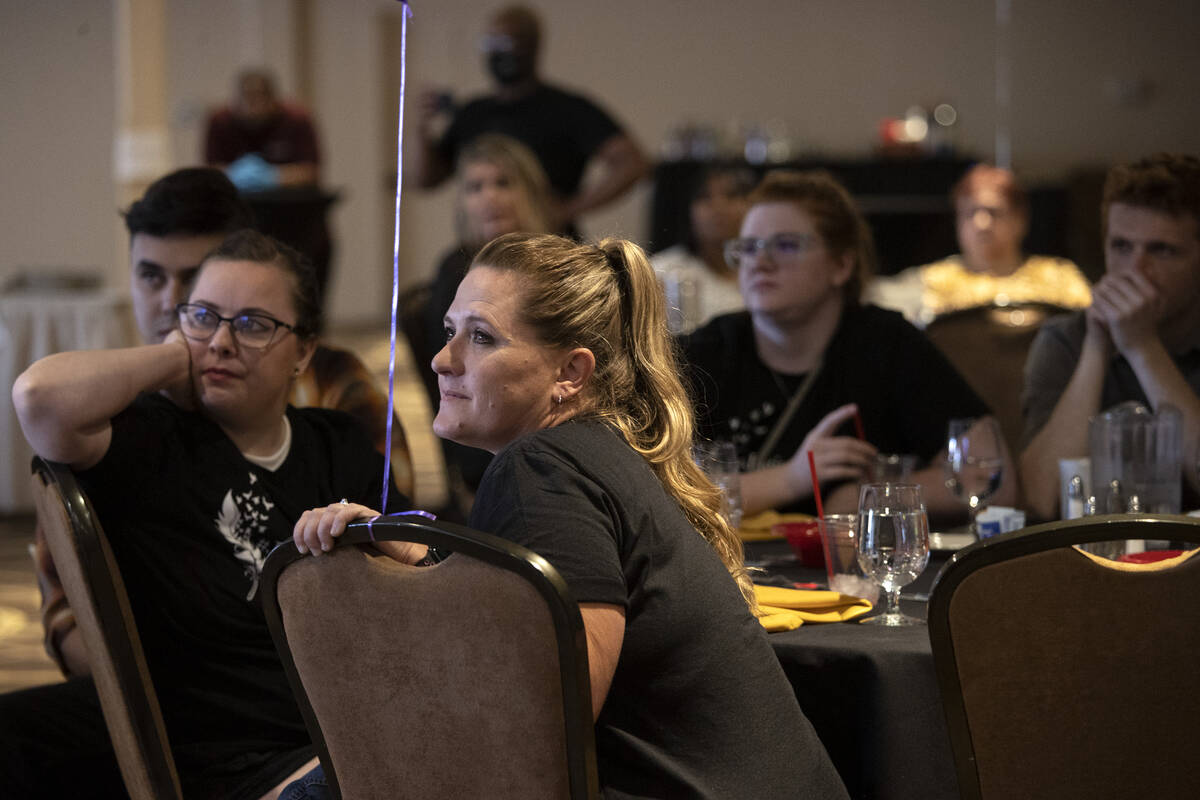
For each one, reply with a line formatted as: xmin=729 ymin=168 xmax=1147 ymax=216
xmin=920 ymin=255 xmax=1092 ymax=318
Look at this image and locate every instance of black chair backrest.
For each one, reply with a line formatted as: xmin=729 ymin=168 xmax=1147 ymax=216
xmin=29 ymin=456 xmax=182 ymax=800
xmin=261 ymin=516 xmax=598 ymax=800
xmin=928 ymin=514 xmax=1200 ymax=800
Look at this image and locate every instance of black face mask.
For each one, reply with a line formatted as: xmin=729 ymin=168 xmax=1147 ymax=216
xmin=487 ymin=50 xmax=529 ymax=86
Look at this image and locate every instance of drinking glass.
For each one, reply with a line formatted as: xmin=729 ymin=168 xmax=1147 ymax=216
xmin=873 ymin=453 xmax=917 ymax=482
xmin=696 ymin=440 xmax=743 ymax=529
xmin=945 ymin=417 xmax=1005 ymax=538
xmin=856 ymin=483 xmax=930 ymax=626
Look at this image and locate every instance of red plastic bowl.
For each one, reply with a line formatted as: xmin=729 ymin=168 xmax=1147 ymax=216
xmin=776 ymin=521 xmax=826 ymax=568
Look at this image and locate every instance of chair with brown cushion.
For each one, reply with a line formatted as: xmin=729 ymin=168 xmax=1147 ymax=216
xmin=928 ymin=514 xmax=1200 ymax=800
xmin=29 ymin=456 xmax=183 ymax=800
xmin=260 ymin=516 xmax=598 ymax=800
xmin=923 ymin=302 xmax=1067 ymax=455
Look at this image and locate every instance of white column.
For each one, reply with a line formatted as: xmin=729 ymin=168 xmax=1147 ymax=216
xmin=112 ymin=0 xmax=172 ymax=286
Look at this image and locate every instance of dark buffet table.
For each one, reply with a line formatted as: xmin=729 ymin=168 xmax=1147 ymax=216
xmin=747 ymin=539 xmax=959 ymax=800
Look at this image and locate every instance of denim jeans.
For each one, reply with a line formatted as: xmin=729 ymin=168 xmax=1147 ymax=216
xmin=280 ymin=763 xmax=332 ymax=800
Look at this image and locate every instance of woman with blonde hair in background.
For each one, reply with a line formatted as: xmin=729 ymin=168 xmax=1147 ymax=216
xmin=417 ymin=134 xmax=555 ymax=513
xmin=294 ymin=232 xmax=847 ymax=798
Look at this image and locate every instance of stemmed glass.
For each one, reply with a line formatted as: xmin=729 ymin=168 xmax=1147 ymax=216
xmin=945 ymin=417 xmax=1006 ymax=538
xmin=856 ymin=483 xmax=930 ymax=626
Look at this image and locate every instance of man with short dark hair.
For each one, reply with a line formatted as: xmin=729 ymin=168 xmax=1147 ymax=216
xmin=1020 ymin=153 xmax=1200 ymax=519
xmin=415 ymin=5 xmax=647 ymax=232
xmin=125 ymin=167 xmax=255 ymax=344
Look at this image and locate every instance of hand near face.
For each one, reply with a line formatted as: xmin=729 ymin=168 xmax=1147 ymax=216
xmin=1088 ymin=270 xmax=1163 ymax=356
xmin=160 ymin=329 xmax=198 ymax=411
xmin=787 ymin=403 xmax=877 ymax=498
xmin=417 ymin=88 xmax=451 ymax=131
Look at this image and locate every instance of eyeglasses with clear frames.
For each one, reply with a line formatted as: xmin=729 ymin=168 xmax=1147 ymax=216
xmin=175 ymin=303 xmax=299 ymax=350
xmin=723 ymin=233 xmax=817 ymax=269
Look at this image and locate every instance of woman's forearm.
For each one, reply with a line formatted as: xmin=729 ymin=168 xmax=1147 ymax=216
xmin=739 ymin=464 xmax=804 ymax=517
xmin=13 ymin=341 xmax=191 ymax=467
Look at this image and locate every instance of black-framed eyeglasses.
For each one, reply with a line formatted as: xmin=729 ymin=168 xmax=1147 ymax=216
xmin=723 ymin=233 xmax=817 ymax=269
xmin=175 ymin=303 xmax=298 ymax=350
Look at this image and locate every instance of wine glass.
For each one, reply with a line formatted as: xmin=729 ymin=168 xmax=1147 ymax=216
xmin=945 ymin=417 xmax=1005 ymax=538
xmin=696 ymin=440 xmax=743 ymax=529
xmin=856 ymin=483 xmax=930 ymax=626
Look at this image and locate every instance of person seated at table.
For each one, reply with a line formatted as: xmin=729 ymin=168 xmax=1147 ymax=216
xmin=205 ymin=68 xmax=322 ymax=190
xmin=416 ymin=134 xmax=555 ymax=514
xmin=867 ymin=163 xmax=1092 ymax=327
xmin=651 ymin=163 xmax=755 ymax=333
xmin=1021 ymin=153 xmax=1200 ymax=520
xmin=4 ymin=230 xmax=408 ymax=799
xmin=291 ymin=231 xmax=849 ymax=799
xmin=32 ymin=167 xmax=414 ymax=679
xmin=681 ymin=169 xmax=1017 ymax=521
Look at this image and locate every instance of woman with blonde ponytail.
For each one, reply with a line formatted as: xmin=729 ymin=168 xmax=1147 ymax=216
xmin=303 ymin=231 xmax=845 ymax=797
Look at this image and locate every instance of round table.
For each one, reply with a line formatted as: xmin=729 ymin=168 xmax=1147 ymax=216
xmin=748 ymin=538 xmax=960 ymax=800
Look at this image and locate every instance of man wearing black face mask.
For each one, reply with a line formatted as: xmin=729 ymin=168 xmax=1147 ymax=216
xmin=416 ymin=5 xmax=647 ymax=234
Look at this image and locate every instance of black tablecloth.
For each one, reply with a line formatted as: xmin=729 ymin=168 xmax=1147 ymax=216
xmin=748 ymin=540 xmax=959 ymax=800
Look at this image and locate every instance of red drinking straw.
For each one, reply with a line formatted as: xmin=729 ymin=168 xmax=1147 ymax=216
xmin=807 ymin=450 xmax=825 ymax=520
xmin=852 ymin=408 xmax=866 ymax=441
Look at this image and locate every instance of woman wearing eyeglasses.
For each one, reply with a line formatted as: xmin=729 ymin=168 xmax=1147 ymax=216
xmin=681 ymin=170 xmax=1013 ymax=521
xmin=7 ymin=230 xmax=405 ymax=799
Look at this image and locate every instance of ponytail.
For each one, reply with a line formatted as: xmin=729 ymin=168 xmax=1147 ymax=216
xmin=473 ymin=232 xmax=755 ymax=609
xmin=598 ymin=239 xmax=755 ymax=608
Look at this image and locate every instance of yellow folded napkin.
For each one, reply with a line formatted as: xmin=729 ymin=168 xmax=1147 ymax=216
xmin=739 ymin=511 xmax=814 ymax=542
xmin=753 ymin=584 xmax=873 ymax=631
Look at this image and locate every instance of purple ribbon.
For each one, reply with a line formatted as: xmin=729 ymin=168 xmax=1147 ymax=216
xmin=367 ymin=508 xmax=437 ymax=543
xmin=381 ymin=0 xmax=413 ymax=518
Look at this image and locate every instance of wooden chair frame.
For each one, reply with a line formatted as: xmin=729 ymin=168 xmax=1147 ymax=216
xmin=30 ymin=456 xmax=183 ymax=800
xmin=260 ymin=515 xmax=599 ymax=800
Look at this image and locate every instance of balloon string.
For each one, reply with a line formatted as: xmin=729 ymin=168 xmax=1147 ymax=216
xmin=380 ymin=0 xmax=413 ymax=527
xmin=367 ymin=509 xmax=437 ymax=543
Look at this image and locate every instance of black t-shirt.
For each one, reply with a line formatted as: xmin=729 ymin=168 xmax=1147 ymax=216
xmin=438 ymin=83 xmax=622 ymax=197
xmin=681 ymin=305 xmax=989 ymax=514
xmin=471 ymin=420 xmax=847 ymax=799
xmin=77 ymin=393 xmax=405 ymax=799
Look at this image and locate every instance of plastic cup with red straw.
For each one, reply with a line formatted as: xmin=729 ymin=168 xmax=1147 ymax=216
xmin=809 ymin=449 xmax=841 ymax=575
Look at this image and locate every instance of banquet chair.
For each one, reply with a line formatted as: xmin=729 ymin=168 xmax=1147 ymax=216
xmin=261 ymin=516 xmax=598 ymax=800
xmin=928 ymin=514 xmax=1200 ymax=800
xmin=924 ymin=302 xmax=1067 ymax=455
xmin=29 ymin=456 xmax=183 ymax=800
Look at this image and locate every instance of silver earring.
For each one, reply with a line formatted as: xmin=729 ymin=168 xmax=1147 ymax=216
xmin=556 ymin=394 xmax=563 ymax=405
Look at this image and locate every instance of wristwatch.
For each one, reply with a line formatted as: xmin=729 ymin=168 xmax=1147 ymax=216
xmin=413 ymin=545 xmax=447 ymax=567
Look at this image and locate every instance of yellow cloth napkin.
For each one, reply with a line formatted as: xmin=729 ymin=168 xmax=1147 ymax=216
xmin=753 ymin=585 xmax=873 ymax=631
xmin=739 ymin=511 xmax=814 ymax=541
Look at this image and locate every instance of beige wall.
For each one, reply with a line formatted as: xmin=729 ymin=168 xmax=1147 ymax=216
xmin=1 ymin=2 xmax=115 ymax=281
xmin=3 ymin=0 xmax=1198 ymax=325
